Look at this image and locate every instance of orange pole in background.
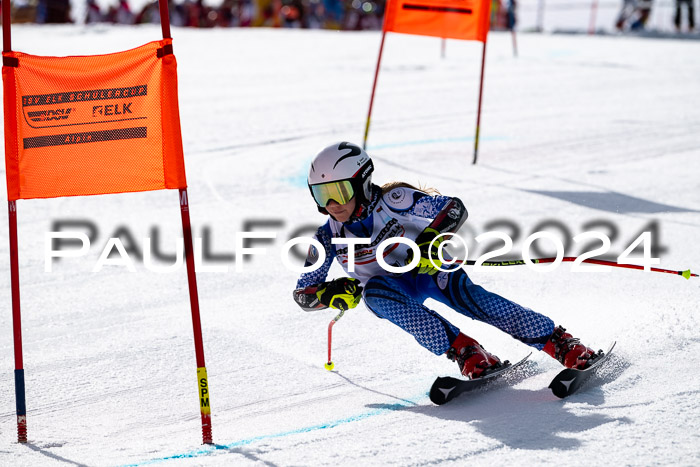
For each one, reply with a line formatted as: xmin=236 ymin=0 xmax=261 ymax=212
xmin=472 ymin=41 xmax=488 ymax=164
xmin=363 ymin=31 xmax=387 ymax=150
xmin=588 ymin=0 xmax=599 ymax=34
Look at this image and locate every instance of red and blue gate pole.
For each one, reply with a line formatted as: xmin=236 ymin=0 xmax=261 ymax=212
xmin=4 ymin=0 xmax=28 ymax=446
xmin=9 ymin=201 xmax=27 ymax=443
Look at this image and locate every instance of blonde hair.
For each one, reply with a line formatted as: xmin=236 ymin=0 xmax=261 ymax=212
xmin=381 ymin=181 xmax=440 ymax=196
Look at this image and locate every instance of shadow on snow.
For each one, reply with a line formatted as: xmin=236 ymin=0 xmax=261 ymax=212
xmin=364 ymin=354 xmax=631 ymax=453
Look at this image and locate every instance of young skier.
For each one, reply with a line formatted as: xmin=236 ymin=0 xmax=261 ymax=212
xmin=293 ymin=142 xmax=601 ymax=379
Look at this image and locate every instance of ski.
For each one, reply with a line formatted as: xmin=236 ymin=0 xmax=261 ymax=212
xmin=429 ymin=353 xmax=532 ymax=405
xmin=548 ymin=341 xmax=617 ymax=399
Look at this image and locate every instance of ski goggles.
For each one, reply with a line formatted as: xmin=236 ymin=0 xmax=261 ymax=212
xmin=310 ymin=180 xmax=355 ymax=207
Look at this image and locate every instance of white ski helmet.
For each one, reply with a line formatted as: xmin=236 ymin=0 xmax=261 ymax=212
xmin=308 ymin=142 xmax=374 ymax=214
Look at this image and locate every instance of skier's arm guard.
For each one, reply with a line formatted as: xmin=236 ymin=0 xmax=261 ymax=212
xmin=424 ymin=197 xmax=468 ymax=235
xmin=393 ymin=187 xmax=467 ymax=235
xmin=408 ymin=197 xmax=468 ymax=274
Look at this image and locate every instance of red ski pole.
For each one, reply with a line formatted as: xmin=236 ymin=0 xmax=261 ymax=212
xmin=454 ymin=257 xmax=697 ymax=279
xmin=325 ymin=309 xmax=346 ymax=371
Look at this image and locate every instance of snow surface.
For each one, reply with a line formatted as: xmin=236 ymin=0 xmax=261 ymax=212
xmin=1 ymin=25 xmax=699 ymax=466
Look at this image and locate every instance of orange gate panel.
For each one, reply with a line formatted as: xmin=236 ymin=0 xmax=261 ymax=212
xmin=383 ymin=0 xmax=492 ymax=42
xmin=2 ymin=39 xmax=186 ymax=201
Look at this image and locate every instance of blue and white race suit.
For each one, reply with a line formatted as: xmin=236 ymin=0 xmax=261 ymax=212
xmin=294 ymin=184 xmax=554 ymax=355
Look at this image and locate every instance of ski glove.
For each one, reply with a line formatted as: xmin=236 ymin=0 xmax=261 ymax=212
xmin=316 ymin=277 xmax=363 ymax=311
xmin=406 ymin=227 xmax=444 ymax=275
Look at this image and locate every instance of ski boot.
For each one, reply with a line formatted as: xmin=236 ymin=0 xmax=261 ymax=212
xmin=446 ymin=333 xmax=502 ymax=380
xmin=543 ymin=325 xmax=598 ymax=370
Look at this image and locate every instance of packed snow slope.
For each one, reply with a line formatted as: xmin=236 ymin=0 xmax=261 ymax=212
xmin=1 ymin=25 xmax=699 ymax=466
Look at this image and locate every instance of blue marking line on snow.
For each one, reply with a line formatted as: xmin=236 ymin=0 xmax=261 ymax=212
xmin=366 ymin=135 xmax=505 ymax=151
xmin=120 ymin=396 xmax=426 ymax=466
xmin=284 ymin=135 xmax=505 ymax=188
xmin=283 ymin=165 xmax=312 ymax=188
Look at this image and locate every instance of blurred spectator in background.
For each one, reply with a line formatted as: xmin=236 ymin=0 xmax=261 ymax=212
xmin=251 ymin=0 xmax=280 ymax=27
xmin=674 ymin=0 xmax=695 ymax=31
xmin=135 ymin=0 xmax=161 ymax=23
xmin=343 ymin=0 xmax=383 ymax=30
xmin=106 ymin=0 xmax=135 ymax=23
xmin=182 ymin=0 xmax=204 ymax=26
xmin=506 ymin=0 xmax=516 ymax=30
xmin=615 ymin=0 xmax=636 ymax=30
xmin=178 ymin=0 xmax=224 ymax=27
xmin=11 ymin=0 xmax=39 ymax=23
xmin=615 ymin=0 xmax=652 ymax=31
xmin=323 ymin=0 xmax=343 ymax=28
xmin=306 ymin=0 xmax=326 ymax=28
xmin=281 ymin=0 xmax=305 ymax=27
xmin=85 ymin=0 xmax=103 ymax=22
xmin=133 ymin=0 xmax=185 ymax=25
xmin=239 ymin=0 xmax=255 ymax=26
xmin=217 ymin=0 xmax=256 ymax=27
xmin=36 ymin=0 xmax=72 ymax=22
xmin=195 ymin=0 xmax=219 ymax=27
xmin=630 ymin=0 xmax=653 ymax=29
xmin=490 ymin=0 xmax=516 ymax=30
xmin=217 ymin=0 xmax=236 ymax=26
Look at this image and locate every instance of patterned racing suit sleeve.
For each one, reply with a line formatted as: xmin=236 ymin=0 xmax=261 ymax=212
xmin=293 ymin=224 xmax=335 ymax=311
xmin=401 ymin=192 xmax=468 ymax=236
